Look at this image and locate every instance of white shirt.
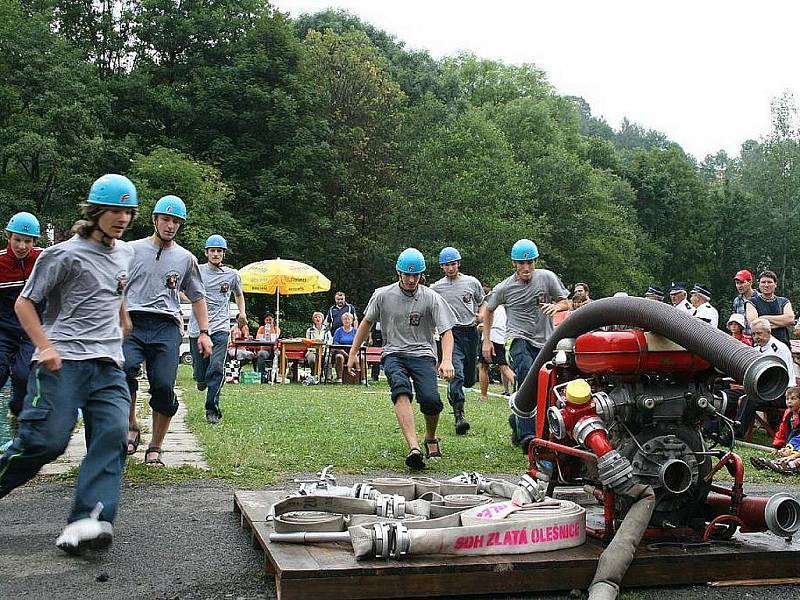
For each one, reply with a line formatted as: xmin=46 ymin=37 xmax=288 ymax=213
xmin=673 ymin=298 xmax=693 ymax=313
xmin=758 ymin=335 xmax=797 ymax=382
xmin=489 ymin=305 xmax=508 ymax=345
xmin=692 ymin=302 xmax=719 ymax=329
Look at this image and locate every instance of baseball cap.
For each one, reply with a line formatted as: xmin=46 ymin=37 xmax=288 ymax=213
xmin=734 ymin=269 xmax=752 ymax=282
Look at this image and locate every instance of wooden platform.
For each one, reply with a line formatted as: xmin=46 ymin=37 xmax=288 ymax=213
xmin=234 ymin=490 xmax=800 ymax=600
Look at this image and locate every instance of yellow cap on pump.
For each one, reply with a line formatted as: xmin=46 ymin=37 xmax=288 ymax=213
xmin=565 ymin=379 xmax=592 ymax=405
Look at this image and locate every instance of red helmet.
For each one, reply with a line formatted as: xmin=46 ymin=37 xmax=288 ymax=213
xmin=734 ymin=269 xmax=752 ymax=282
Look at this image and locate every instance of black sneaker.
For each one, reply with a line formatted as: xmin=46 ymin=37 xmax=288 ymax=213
xmin=197 ymin=382 xmax=207 ymax=391
xmin=206 ymin=411 xmax=220 ymax=424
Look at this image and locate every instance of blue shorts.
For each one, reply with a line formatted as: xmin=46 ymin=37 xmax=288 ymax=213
xmin=382 ymin=353 xmax=442 ymax=416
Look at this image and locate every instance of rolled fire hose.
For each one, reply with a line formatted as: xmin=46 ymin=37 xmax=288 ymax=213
xmin=587 ymin=484 xmax=655 ymax=600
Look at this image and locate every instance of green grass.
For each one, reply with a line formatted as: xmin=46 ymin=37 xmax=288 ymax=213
xmin=177 ymin=365 xmax=800 ymax=487
xmin=179 ymin=366 xmax=523 ymax=485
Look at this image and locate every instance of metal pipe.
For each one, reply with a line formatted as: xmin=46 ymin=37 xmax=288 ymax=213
xmin=705 ymin=492 xmax=800 ymax=537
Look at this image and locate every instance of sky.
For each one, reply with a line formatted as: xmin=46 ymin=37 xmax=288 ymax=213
xmin=273 ymin=0 xmax=800 ymax=160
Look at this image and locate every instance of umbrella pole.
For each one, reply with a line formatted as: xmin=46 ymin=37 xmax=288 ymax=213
xmin=276 ymin=291 xmax=280 ymax=330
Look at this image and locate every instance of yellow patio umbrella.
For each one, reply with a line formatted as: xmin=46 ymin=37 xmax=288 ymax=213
xmin=239 ymin=258 xmax=331 ymax=327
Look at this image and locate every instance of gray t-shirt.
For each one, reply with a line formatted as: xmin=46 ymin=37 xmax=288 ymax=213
xmin=126 ymin=238 xmax=205 ymax=323
xmin=364 ymin=283 xmax=456 ymax=359
xmin=430 ymin=273 xmax=484 ymax=327
xmin=20 ymin=235 xmax=134 ymax=367
xmin=188 ymin=263 xmax=242 ymax=336
xmin=485 ymin=269 xmax=568 ymax=348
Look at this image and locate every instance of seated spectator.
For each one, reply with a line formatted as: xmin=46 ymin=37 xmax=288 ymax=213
xmin=332 ymin=312 xmax=357 ymax=382
xmin=305 ymin=311 xmax=331 ymax=376
xmin=726 ymin=314 xmax=753 ymax=346
xmin=750 ymin=386 xmax=800 ymax=474
xmin=255 ymin=312 xmax=281 ymax=381
xmin=228 ymin=322 xmax=255 ymax=364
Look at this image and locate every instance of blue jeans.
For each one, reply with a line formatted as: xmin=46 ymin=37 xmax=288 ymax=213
xmin=0 ymin=360 xmax=130 ymax=523
xmin=447 ymin=327 xmax=479 ymax=408
xmin=190 ymin=331 xmax=229 ymax=416
xmin=383 ymin=354 xmax=442 ymax=416
xmin=123 ymin=313 xmax=182 ymax=417
xmin=509 ymin=338 xmax=541 ymax=440
xmin=0 ymin=325 xmax=34 ymax=416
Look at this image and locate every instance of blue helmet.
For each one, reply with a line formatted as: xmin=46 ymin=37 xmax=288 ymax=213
xmin=87 ymin=174 xmax=139 ymax=208
xmin=6 ymin=212 xmax=41 ymax=238
xmin=153 ymin=195 xmax=187 ymax=220
xmin=396 ymin=248 xmax=426 ymax=274
xmin=438 ymin=246 xmax=461 ymax=264
xmin=205 ymin=234 xmax=227 ymax=250
xmin=511 ymin=238 xmax=539 ymax=261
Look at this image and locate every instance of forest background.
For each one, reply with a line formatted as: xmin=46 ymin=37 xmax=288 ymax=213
xmin=3 ymin=0 xmax=800 ymax=332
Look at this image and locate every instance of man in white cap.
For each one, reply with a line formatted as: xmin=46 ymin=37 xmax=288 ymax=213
xmin=689 ymin=283 xmax=719 ymax=328
xmin=669 ymin=282 xmax=693 ymax=313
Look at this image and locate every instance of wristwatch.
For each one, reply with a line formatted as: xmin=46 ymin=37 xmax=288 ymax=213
xmin=200 ymin=329 xmax=210 ymax=335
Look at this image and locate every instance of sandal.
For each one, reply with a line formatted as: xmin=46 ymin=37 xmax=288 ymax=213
xmin=405 ymin=448 xmax=424 ymax=471
xmin=424 ymin=438 xmax=442 ymax=460
xmin=126 ymin=426 xmax=141 ymax=456
xmin=750 ymin=456 xmax=770 ymax=470
xmin=143 ymin=446 xmax=165 ymax=467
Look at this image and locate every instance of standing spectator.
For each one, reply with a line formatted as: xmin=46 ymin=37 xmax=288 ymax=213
xmin=430 ymin=247 xmax=484 ymax=435
xmin=188 ymin=235 xmax=247 ymax=424
xmin=255 ymin=312 xmax=280 ymax=381
xmin=726 ymin=314 xmax=753 ymax=346
xmin=480 ymin=239 xmax=570 ymax=452
xmin=123 ymin=195 xmax=211 ymax=466
xmin=0 ymin=212 xmax=43 ymax=418
xmin=689 ymin=283 xmax=719 ymax=328
xmin=332 ymin=312 xmax=357 ymax=382
xmin=325 ymin=291 xmax=358 ymax=332
xmin=644 ymin=285 xmax=664 ymax=302
xmin=668 ymin=282 xmax=693 ymax=313
xmin=745 ymin=270 xmax=795 ymax=348
xmin=0 ymin=174 xmax=137 ymax=554
xmin=478 ymin=302 xmax=515 ymax=402
xmin=570 ymin=282 xmax=592 ymax=309
xmin=731 ymin=269 xmax=755 ymax=334
xmin=346 ymin=248 xmax=455 ymax=471
xmin=735 ymin=318 xmax=796 ymax=437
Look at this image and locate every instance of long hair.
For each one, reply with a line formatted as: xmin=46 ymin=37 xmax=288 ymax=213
xmin=72 ymin=203 xmax=137 ymax=238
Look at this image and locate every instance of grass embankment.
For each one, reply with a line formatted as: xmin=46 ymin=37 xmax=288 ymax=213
xmin=125 ymin=366 xmax=799 ymax=487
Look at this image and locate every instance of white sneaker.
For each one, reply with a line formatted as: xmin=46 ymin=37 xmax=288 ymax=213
xmin=55 ymin=514 xmax=114 ymax=555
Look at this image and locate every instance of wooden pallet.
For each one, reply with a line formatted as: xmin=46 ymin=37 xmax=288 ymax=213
xmin=234 ymin=490 xmax=800 ymax=600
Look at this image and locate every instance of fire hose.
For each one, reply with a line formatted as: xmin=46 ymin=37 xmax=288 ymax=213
xmin=269 ymin=493 xmax=586 ymax=559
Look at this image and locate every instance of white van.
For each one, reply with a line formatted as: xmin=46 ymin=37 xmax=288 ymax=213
xmin=179 ymin=302 xmax=241 ymax=365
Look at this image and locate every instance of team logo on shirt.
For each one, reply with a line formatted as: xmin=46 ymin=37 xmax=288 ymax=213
xmin=115 ymin=270 xmax=128 ymax=295
xmin=165 ymin=271 xmax=179 ymax=289
xmin=462 ymin=291 xmax=473 ymax=304
xmin=409 ymin=312 xmax=421 ymax=326
xmin=220 ymin=282 xmax=230 ymax=294
xmin=536 ymin=292 xmax=549 ymax=305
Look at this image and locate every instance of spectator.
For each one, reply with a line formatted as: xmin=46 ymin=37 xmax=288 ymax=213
xmin=430 ymin=246 xmax=484 ymax=435
xmin=368 ymin=321 xmax=383 ymax=381
xmin=255 ymin=312 xmax=280 ymax=381
xmin=305 ymin=311 xmax=331 ymax=378
xmin=478 ymin=302 xmax=515 ymax=401
xmin=332 ymin=312 xmax=357 ymax=382
xmin=325 ymin=291 xmax=358 ymax=333
xmin=480 ymin=239 xmax=570 ymax=452
xmin=346 ymin=248 xmax=455 ymax=471
xmin=735 ymin=318 xmax=796 ymax=438
xmin=228 ymin=323 xmax=255 ymax=364
xmin=668 ymin=282 xmax=693 ymax=313
xmin=689 ymin=283 xmax=719 ymax=328
xmin=726 ymin=313 xmax=753 ymax=346
xmin=745 ymin=270 xmax=795 ymax=348
xmin=570 ymin=282 xmax=592 ymax=309
xmin=772 ymin=386 xmax=800 ymax=450
xmin=644 ymin=285 xmax=664 ymax=302
xmin=731 ymin=269 xmax=755 ymax=334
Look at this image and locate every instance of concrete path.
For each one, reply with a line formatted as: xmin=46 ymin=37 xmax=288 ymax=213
xmin=39 ymin=387 xmax=208 ymax=474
